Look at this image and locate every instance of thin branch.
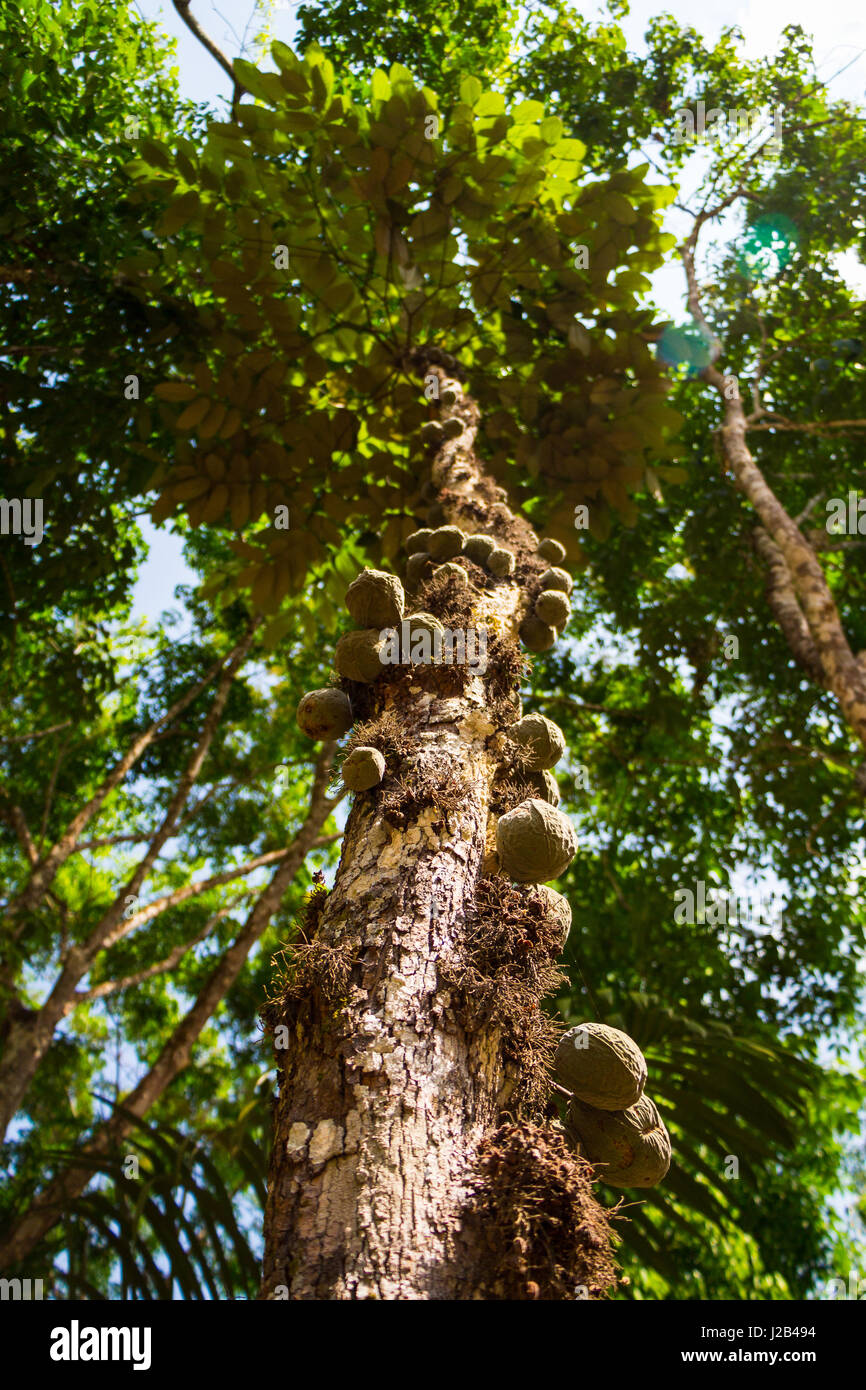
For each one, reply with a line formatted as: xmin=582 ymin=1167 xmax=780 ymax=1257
xmin=748 ymin=416 xmax=866 ymax=434
xmin=0 ymin=743 xmax=341 ymax=1266
xmin=99 ymin=845 xmax=298 ymax=950
xmin=5 ymin=632 xmax=256 ymax=921
xmin=67 ymin=898 xmax=248 ymax=1010
xmin=751 ymin=527 xmax=826 ymax=687
xmin=794 ymin=493 xmax=827 ymax=526
xmin=0 ymin=802 xmax=39 ymax=866
xmin=172 ymin=1 xmax=246 ymax=117
xmin=73 ymin=832 xmax=154 ymax=853
xmin=0 ymin=722 xmax=72 ymax=746
xmin=37 ymin=739 xmax=66 ymax=849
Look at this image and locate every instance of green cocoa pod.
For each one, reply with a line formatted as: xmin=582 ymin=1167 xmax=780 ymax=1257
xmin=526 ymin=768 xmax=560 ymax=807
xmin=296 ymin=688 xmax=353 ymax=741
xmin=539 ymin=566 xmax=573 ymax=595
xmin=334 ymin=629 xmax=386 ymax=683
xmin=532 ymin=884 xmax=572 ymax=945
xmin=342 ymin=745 xmax=386 ymax=791
xmin=508 ymin=713 xmax=566 ymax=770
xmin=565 ymin=1094 xmax=671 ymax=1189
xmin=534 ymin=589 xmax=571 ymax=628
xmin=405 ymin=528 xmax=434 ymax=554
xmin=462 ymin=534 xmax=498 ymax=564
xmin=406 ymin=551 xmax=433 ymax=587
xmin=496 ymin=798 xmax=577 ymax=883
xmin=433 ymin=561 xmax=468 ymax=587
xmin=519 ymin=616 xmax=557 ymax=652
xmin=428 ymin=525 xmax=465 ymax=559
xmin=346 ymin=568 xmax=405 ymax=628
xmin=537 ymin=538 xmax=566 ymax=564
xmin=404 ymin=611 xmax=445 ymax=640
xmin=487 ymin=546 xmax=516 ymax=577
xmin=555 ymin=1023 xmax=647 ymax=1110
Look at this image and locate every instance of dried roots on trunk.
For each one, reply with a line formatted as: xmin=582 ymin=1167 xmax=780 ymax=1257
xmin=260 ymin=361 xmax=620 ymax=1300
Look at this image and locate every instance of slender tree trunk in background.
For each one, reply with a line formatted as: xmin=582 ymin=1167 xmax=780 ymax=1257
xmin=261 ymin=360 xmax=616 ymax=1300
xmin=683 ymin=236 xmax=866 ymax=755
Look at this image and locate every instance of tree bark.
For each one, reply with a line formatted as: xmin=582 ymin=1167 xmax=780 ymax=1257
xmin=261 ymin=362 xmax=612 ymax=1300
xmin=709 ymin=362 xmax=866 ymax=748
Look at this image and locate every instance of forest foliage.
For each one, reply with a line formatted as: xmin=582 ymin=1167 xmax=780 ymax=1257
xmin=1 ymin=0 xmax=864 ymax=1298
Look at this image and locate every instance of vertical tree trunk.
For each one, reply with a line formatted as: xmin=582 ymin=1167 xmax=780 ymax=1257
xmin=261 ymin=360 xmax=616 ymax=1300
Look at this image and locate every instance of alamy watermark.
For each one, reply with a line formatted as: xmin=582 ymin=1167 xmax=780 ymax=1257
xmin=674 ymin=881 xmax=783 ymax=928
xmin=826 ymin=492 xmax=866 ymax=535
xmin=0 ymin=497 xmax=43 ymax=546
xmin=672 ymin=102 xmax=783 ymax=152
xmin=822 ymin=1273 xmax=865 ymax=1300
xmin=379 ymin=622 xmax=488 ymax=675
xmin=1 ymin=1276 xmax=46 ymax=1299
xmin=49 ymin=1321 xmax=152 ymax=1370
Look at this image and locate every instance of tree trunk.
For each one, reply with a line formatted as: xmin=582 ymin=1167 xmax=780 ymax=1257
xmin=261 ymin=359 xmax=617 ymax=1300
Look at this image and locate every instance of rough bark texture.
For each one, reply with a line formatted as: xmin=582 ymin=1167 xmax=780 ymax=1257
xmin=709 ymin=367 xmax=866 ymax=748
xmin=261 ymin=360 xmax=616 ymax=1300
xmin=751 ymin=526 xmax=826 ymax=686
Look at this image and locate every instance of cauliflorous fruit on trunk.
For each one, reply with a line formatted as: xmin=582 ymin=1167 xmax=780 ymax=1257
xmin=487 ymin=546 xmax=516 ymax=577
xmin=496 ymin=798 xmax=577 ymax=882
xmin=405 ymin=611 xmax=445 ymax=640
xmin=334 ymin=629 xmax=387 ymax=683
xmin=406 ymin=551 xmax=433 ymax=587
xmin=537 ymin=538 xmax=566 ymax=564
xmin=296 ymin=688 xmax=353 ymax=741
xmin=519 ymin=616 xmax=557 ymax=651
xmin=565 ymin=1094 xmax=671 ymax=1189
xmin=433 ymin=561 xmax=468 ymax=587
xmin=539 ymin=566 xmax=573 ymax=595
xmin=554 ymin=1023 xmax=647 ymax=1110
xmin=532 ymin=884 xmax=572 ymax=945
xmin=346 ymin=568 xmax=404 ymax=628
xmin=508 ymin=713 xmax=566 ymax=769
xmin=526 ymin=768 xmax=560 ymax=806
xmin=535 ymin=589 xmax=571 ymax=628
xmin=342 ymin=745 xmax=386 ymax=791
xmin=405 ymin=528 xmax=433 ymax=554
xmin=427 ymin=525 xmax=465 ymax=559
xmin=462 ymin=534 xmax=497 ymax=564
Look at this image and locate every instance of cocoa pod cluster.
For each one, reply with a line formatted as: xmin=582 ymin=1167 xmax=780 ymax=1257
xmin=295 ymin=565 xmax=416 ymax=791
xmin=554 ymin=1022 xmax=671 ymax=1189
